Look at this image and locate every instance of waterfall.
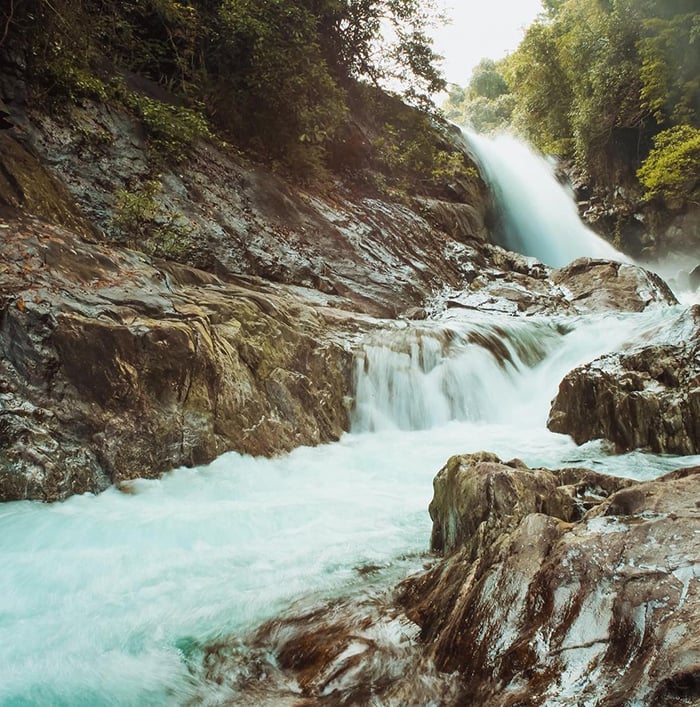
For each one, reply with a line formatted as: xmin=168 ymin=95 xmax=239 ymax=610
xmin=465 ymin=131 xmax=627 ymax=267
xmin=351 ymin=318 xmax=567 ymax=431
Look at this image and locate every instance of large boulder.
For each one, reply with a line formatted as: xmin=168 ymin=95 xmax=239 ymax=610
xmin=428 ymin=452 xmax=636 ymax=558
xmin=436 ymin=256 xmax=678 ymax=318
xmin=550 ymin=257 xmax=678 ymax=312
xmin=400 ymin=456 xmax=700 ymax=706
xmin=0 ymin=218 xmax=356 ymax=501
xmin=548 ymin=305 xmax=700 ymax=454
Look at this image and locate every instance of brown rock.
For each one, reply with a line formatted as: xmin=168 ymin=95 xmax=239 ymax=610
xmin=551 ymin=257 xmax=678 ymax=312
xmin=399 ymin=459 xmax=700 ymax=706
xmin=548 ymin=305 xmax=700 ymax=454
xmin=0 ymin=219 xmax=356 ymax=501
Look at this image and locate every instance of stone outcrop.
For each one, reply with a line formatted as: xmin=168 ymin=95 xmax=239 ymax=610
xmin=427 ymin=451 xmax=632 ymax=557
xmin=399 ymin=454 xmax=700 ymax=706
xmin=189 ymin=454 xmax=699 ymax=706
xmin=548 ymin=305 xmax=700 ymax=454
xmin=550 ymin=257 xmax=678 ymax=312
xmin=9 ymin=101 xmax=488 ymax=320
xmin=436 ymin=254 xmax=677 ymax=317
xmin=0 ymin=218 xmax=359 ymax=501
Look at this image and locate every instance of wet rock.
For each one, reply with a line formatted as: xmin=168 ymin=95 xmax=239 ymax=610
xmin=19 ymin=101 xmax=490 ymax=319
xmin=548 ymin=306 xmax=700 ymax=454
xmin=0 ymin=132 xmax=92 ymax=236
xmin=428 ymin=452 xmax=583 ymax=558
xmin=0 ymin=218 xmax=356 ymax=501
xmin=399 ymin=456 xmax=700 ymax=706
xmin=551 ymin=257 xmax=678 ymax=312
xmin=186 ymin=591 xmax=461 ymax=706
xmin=690 ymin=264 xmax=700 ymax=292
xmin=434 ymin=255 xmax=677 ymax=318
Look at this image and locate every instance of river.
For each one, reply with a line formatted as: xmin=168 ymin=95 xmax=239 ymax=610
xmin=1 ymin=133 xmax=698 ymax=705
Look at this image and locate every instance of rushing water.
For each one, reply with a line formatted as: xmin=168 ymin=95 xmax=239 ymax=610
xmin=464 ymin=131 xmax=627 ymax=267
xmin=2 ymin=130 xmax=698 ymax=703
xmin=2 ymin=305 xmax=699 ymax=704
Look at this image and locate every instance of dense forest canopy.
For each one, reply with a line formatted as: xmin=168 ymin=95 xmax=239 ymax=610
xmin=444 ymin=0 xmax=700 ymax=207
xmin=0 ymin=0 xmax=452 ymax=178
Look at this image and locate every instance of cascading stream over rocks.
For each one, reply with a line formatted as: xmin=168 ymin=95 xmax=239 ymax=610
xmin=1 ymin=122 xmax=699 ymax=705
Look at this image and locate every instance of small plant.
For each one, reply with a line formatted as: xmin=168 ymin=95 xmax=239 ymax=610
xmin=109 ymin=179 xmax=199 ymax=261
xmin=121 ymin=92 xmax=212 ymax=161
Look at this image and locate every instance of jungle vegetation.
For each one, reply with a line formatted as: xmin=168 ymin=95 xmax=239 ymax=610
xmin=444 ymin=0 xmax=700 ymax=207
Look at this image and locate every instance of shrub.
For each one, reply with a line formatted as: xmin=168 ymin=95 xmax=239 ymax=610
xmin=637 ymin=125 xmax=700 ymax=205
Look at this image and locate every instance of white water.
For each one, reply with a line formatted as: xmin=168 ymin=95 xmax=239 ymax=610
xmin=465 ymin=131 xmax=627 ymax=267
xmin=2 ymin=307 xmax=699 ymax=704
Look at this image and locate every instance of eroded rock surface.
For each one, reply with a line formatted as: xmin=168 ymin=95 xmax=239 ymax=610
xmin=189 ymin=455 xmax=699 ymax=706
xmin=551 ymin=257 xmax=678 ymax=312
xmin=13 ymin=103 xmax=489 ymax=319
xmin=436 ymin=254 xmax=677 ymax=318
xmin=0 ymin=218 xmax=359 ymax=501
xmin=549 ymin=305 xmax=700 ymax=454
xmin=399 ymin=455 xmax=700 ymax=706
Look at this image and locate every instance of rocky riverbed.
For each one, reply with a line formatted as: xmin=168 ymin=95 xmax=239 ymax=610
xmin=1 ymin=67 xmax=699 ymax=706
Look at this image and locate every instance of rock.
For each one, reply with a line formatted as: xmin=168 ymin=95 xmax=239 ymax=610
xmin=0 ymin=132 xmax=92 ymax=236
xmin=197 ymin=456 xmax=699 ymax=706
xmin=551 ymin=257 xmax=678 ymax=312
xmin=690 ymin=264 xmax=700 ymax=291
xmin=434 ymin=255 xmax=677 ymax=318
xmin=548 ymin=305 xmax=700 ymax=454
xmin=398 ymin=456 xmax=700 ymax=706
xmin=429 ymin=452 xmax=583 ymax=558
xmin=18 ymin=99 xmax=490 ymax=319
xmin=0 ymin=218 xmax=356 ymax=501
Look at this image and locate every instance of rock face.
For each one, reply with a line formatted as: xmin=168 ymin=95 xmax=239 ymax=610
xmin=0 ymin=218 xmax=357 ymax=501
xmin=399 ymin=454 xmax=700 ymax=706
xmin=548 ymin=305 xmax=700 ymax=454
xmin=434 ymin=253 xmax=677 ymax=317
xmin=12 ymin=102 xmax=489 ymax=320
xmin=550 ymin=257 xmax=678 ymax=312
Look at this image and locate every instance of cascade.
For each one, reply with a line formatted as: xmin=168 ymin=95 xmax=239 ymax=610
xmin=351 ymin=318 xmax=568 ymax=431
xmin=465 ymin=131 xmax=627 ymax=267
xmin=1 ymin=309 xmax=697 ymax=704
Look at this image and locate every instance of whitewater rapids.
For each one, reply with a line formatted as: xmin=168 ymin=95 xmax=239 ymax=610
xmin=1 ymin=307 xmax=699 ymax=704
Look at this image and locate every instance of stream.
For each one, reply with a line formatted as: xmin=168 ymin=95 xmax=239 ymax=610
xmin=2 ymin=132 xmax=699 ymax=705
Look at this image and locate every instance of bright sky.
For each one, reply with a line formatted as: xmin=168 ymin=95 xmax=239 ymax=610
xmin=431 ymin=0 xmax=544 ymax=87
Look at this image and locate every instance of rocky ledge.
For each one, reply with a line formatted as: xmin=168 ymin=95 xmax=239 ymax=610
xmin=437 ymin=253 xmax=677 ymax=318
xmin=0 ymin=217 xmax=362 ymax=501
xmin=549 ymin=305 xmax=700 ymax=454
xmin=399 ymin=453 xmax=700 ymax=706
xmin=188 ymin=453 xmax=700 ymax=705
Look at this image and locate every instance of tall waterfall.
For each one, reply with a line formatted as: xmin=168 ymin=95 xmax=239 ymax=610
xmin=465 ymin=131 xmax=627 ymax=267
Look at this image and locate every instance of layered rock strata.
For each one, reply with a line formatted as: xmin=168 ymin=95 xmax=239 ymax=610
xmin=401 ymin=454 xmax=700 ymax=706
xmin=0 ymin=218 xmax=358 ymax=501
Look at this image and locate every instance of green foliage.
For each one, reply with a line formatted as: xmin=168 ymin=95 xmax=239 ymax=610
xmin=469 ymin=59 xmax=509 ymax=101
xmin=122 ymin=92 xmax=212 ymax=161
xmin=637 ymin=125 xmax=700 ymax=204
xmin=639 ymin=13 xmax=700 ymax=125
xmin=504 ymin=0 xmax=699 ymax=187
xmin=443 ymin=59 xmax=514 ymax=134
xmin=372 ymin=114 xmax=476 ymax=194
xmin=109 ymin=179 xmax=198 ymax=260
xmin=3 ymin=0 xmax=447 ymax=179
